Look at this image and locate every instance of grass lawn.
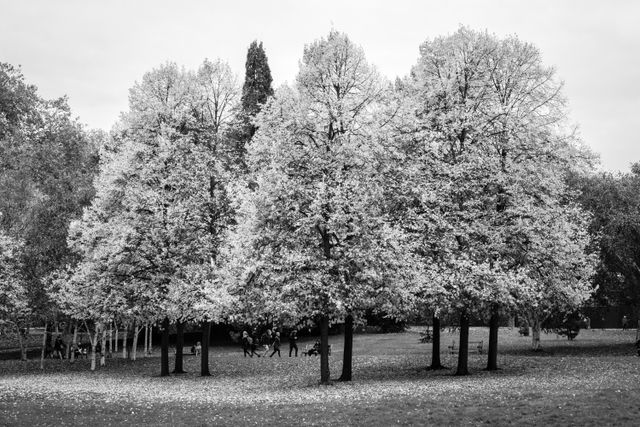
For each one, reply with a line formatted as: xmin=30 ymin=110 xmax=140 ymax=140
xmin=1 ymin=327 xmax=640 ymax=426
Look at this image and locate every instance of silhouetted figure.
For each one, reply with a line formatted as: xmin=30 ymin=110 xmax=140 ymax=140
xmin=242 ymin=331 xmax=253 ymax=357
xmin=270 ymin=332 xmax=281 ymax=357
xmin=250 ymin=332 xmax=261 ymax=357
xmin=261 ymin=329 xmax=272 ymax=357
xmin=53 ymin=336 xmax=65 ymax=359
xmin=289 ymin=329 xmax=298 ymax=357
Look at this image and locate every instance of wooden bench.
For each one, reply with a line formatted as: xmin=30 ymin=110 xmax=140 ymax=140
xmin=448 ymin=340 xmax=483 ymax=354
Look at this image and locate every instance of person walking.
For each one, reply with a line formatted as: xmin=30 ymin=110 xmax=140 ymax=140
xmin=53 ymin=335 xmax=65 ymax=359
xmin=260 ymin=329 xmax=272 ymax=357
xmin=242 ymin=331 xmax=253 ymax=357
xmin=270 ymin=332 xmax=281 ymax=357
xmin=289 ymin=329 xmax=298 ymax=357
xmin=622 ymin=315 xmax=629 ymax=330
xmin=250 ymin=331 xmax=261 ymax=357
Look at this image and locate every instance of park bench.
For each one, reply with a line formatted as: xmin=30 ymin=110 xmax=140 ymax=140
xmin=302 ymin=342 xmax=331 ymax=356
xmin=448 ymin=340 xmax=483 ymax=354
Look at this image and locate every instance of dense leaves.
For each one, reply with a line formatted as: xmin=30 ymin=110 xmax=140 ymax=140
xmin=398 ymin=28 xmax=596 ymax=355
xmin=0 ymin=62 xmax=98 ymax=321
xmin=576 ymin=165 xmax=640 ymax=311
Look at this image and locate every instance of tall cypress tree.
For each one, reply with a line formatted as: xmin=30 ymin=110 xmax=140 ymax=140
xmin=240 ymin=41 xmax=274 ymax=141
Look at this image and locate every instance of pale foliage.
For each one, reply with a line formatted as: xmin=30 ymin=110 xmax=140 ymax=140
xmin=0 ymin=232 xmax=29 ymax=326
xmin=401 ymin=27 xmax=596 ymax=321
xmin=54 ymin=60 xmax=239 ymax=326
xmin=227 ymin=32 xmax=418 ymax=326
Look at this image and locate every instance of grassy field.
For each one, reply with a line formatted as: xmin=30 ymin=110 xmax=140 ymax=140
xmin=1 ymin=327 xmax=639 ymax=426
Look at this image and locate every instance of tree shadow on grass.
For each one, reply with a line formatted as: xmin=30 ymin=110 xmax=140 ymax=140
xmin=500 ymin=341 xmax=635 ymax=358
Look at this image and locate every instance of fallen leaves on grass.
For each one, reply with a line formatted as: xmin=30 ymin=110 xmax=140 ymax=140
xmin=1 ymin=328 xmax=639 ymax=426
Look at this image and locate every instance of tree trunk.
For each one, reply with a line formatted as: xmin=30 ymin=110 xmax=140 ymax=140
xmin=89 ymin=322 xmax=100 ymax=371
xmin=455 ymin=312 xmax=470 ymax=376
xmin=40 ymin=322 xmax=47 ymax=370
xmin=132 ymin=321 xmax=140 ymax=361
xmin=160 ymin=317 xmax=170 ymax=376
xmin=15 ymin=324 xmax=27 ymax=361
xmin=144 ymin=323 xmax=149 ymax=356
xmin=200 ymin=320 xmax=211 ymax=376
xmin=429 ymin=315 xmax=446 ymax=370
xmin=486 ymin=311 xmax=499 ymax=371
xmin=173 ymin=320 xmax=186 ymax=374
xmin=320 ymin=315 xmax=330 ymax=385
xmin=339 ymin=314 xmax=353 ymax=381
xmin=106 ymin=322 xmax=112 ymax=358
xmin=70 ymin=322 xmax=78 ymax=363
xmin=531 ymin=316 xmax=542 ymax=351
xmin=64 ymin=322 xmax=72 ymax=360
xmin=114 ymin=321 xmax=119 ymax=354
xmin=100 ymin=327 xmax=107 ymax=367
xmin=121 ymin=323 xmax=129 ymax=359
xmin=148 ymin=324 xmax=153 ymax=355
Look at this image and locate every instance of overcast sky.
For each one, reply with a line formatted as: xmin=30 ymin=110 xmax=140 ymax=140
xmin=2 ymin=0 xmax=638 ymax=172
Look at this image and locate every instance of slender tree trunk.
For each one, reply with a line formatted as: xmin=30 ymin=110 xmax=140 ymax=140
xmin=455 ymin=312 xmax=470 ymax=376
xmin=114 ymin=321 xmax=119 ymax=354
xmin=40 ymin=322 xmax=47 ymax=370
xmin=64 ymin=322 xmax=71 ymax=360
xmin=100 ymin=327 xmax=107 ymax=367
xmin=106 ymin=322 xmax=112 ymax=358
xmin=15 ymin=324 xmax=27 ymax=361
xmin=339 ymin=314 xmax=353 ymax=381
xmin=429 ymin=316 xmax=446 ymax=370
xmin=144 ymin=323 xmax=149 ymax=356
xmin=160 ymin=317 xmax=170 ymax=376
xmin=200 ymin=320 xmax=211 ymax=376
xmin=531 ymin=316 xmax=542 ymax=351
xmin=486 ymin=311 xmax=499 ymax=371
xmin=70 ymin=322 xmax=78 ymax=363
xmin=89 ymin=322 xmax=100 ymax=371
xmin=173 ymin=320 xmax=186 ymax=374
xmin=132 ymin=321 xmax=140 ymax=361
xmin=148 ymin=324 xmax=153 ymax=355
xmin=320 ymin=315 xmax=330 ymax=385
xmin=122 ymin=323 xmax=129 ymax=359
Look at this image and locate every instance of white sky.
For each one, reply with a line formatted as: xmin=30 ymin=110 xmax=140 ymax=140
xmin=2 ymin=0 xmax=639 ymax=172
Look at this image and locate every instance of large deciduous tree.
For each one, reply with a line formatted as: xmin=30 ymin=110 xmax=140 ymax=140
xmin=0 ymin=62 xmax=98 ymax=333
xmin=230 ymin=31 xmax=417 ymax=384
xmin=402 ymin=27 xmax=596 ymax=372
xmin=58 ymin=61 xmax=237 ymax=374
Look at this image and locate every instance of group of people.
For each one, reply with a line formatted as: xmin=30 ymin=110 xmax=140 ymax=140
xmin=46 ymin=335 xmax=90 ymax=359
xmin=190 ymin=342 xmax=202 ymax=356
xmin=241 ymin=329 xmax=299 ymax=358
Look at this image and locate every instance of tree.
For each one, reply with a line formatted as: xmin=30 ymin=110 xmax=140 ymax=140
xmin=57 ymin=61 xmax=237 ymax=375
xmin=240 ymin=41 xmax=274 ymax=140
xmin=0 ymin=62 xmax=98 ymax=334
xmin=230 ymin=31 xmax=417 ymax=384
xmin=403 ymin=27 xmax=596 ymax=372
xmin=575 ymin=165 xmax=640 ymax=319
